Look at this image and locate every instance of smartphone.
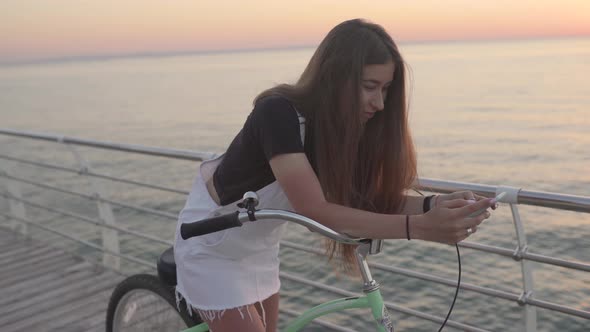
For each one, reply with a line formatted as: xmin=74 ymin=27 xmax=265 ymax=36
xmin=468 ymin=192 xmax=507 ymax=217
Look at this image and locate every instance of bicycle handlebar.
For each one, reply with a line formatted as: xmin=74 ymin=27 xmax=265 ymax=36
xmin=180 ymin=208 xmax=366 ymax=245
xmin=180 ymin=211 xmax=242 ymax=239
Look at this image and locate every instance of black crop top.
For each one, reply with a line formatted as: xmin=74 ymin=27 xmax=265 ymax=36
xmin=212 ymin=96 xmax=313 ymax=206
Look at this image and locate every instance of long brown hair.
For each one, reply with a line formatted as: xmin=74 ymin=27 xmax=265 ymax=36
xmin=256 ymin=19 xmax=417 ymax=267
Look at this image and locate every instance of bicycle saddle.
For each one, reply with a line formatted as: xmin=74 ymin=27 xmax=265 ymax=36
xmin=157 ymin=246 xmax=177 ymax=286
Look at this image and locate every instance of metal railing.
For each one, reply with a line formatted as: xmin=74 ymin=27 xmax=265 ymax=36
xmin=1 ymin=128 xmax=589 ymax=332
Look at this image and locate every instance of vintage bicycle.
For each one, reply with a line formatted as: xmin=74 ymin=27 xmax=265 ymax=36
xmin=106 ymin=191 xmax=448 ymax=332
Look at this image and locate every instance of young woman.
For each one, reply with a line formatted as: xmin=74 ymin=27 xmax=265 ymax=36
xmin=174 ymin=18 xmax=495 ymax=332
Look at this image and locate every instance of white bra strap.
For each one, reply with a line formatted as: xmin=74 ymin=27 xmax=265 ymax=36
xmin=295 ymin=110 xmax=306 ymax=147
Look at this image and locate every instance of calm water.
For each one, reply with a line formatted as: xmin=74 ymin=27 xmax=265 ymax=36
xmin=1 ymin=38 xmax=589 ymax=331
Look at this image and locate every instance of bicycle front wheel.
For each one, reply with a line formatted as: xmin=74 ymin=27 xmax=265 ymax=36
xmin=106 ymin=274 xmax=201 ymax=332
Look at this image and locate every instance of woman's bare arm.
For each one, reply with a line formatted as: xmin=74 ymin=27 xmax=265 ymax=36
xmin=270 ymin=153 xmax=493 ymax=243
xmin=398 ymin=195 xmax=430 ymax=215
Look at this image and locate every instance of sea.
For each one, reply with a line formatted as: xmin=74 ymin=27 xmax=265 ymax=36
xmin=0 ymin=37 xmax=589 ymax=331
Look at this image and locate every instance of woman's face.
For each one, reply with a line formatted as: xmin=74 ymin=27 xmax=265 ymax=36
xmin=360 ymin=62 xmax=395 ymax=123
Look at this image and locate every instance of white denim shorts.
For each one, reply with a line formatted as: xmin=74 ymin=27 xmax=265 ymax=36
xmin=174 ymin=157 xmax=290 ymax=317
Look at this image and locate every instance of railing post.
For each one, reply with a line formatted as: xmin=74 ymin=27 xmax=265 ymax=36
xmin=1 ymin=166 xmax=28 ymax=236
xmin=65 ymin=144 xmax=120 ymax=270
xmin=498 ymin=186 xmax=537 ymax=332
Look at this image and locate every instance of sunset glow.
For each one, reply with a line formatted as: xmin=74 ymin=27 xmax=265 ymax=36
xmin=1 ymin=0 xmax=589 ymax=64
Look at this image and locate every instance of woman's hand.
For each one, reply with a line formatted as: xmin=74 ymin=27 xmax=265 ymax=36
xmin=433 ymin=191 xmax=497 ymax=210
xmin=411 ymin=198 xmax=495 ymax=244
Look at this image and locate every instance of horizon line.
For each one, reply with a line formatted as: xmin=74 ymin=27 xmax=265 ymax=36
xmin=1 ymin=34 xmax=588 ymax=67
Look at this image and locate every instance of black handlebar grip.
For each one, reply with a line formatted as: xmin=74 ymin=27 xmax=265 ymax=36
xmin=180 ymin=211 xmax=242 ymax=240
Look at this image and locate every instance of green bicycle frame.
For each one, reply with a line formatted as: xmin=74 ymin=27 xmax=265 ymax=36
xmin=180 ymin=287 xmax=392 ymax=332
xmin=284 ymin=287 xmax=393 ymax=332
xmin=180 ymin=239 xmax=393 ymax=332
xmin=182 ymin=322 xmax=209 ymax=332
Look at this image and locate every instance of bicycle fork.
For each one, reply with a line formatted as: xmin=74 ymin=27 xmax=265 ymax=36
xmin=358 ymin=240 xmax=394 ymax=332
xmin=284 ymin=240 xmax=394 ymax=332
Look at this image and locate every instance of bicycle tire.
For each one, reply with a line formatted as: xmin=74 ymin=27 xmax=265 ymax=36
xmin=106 ymin=274 xmax=202 ymax=332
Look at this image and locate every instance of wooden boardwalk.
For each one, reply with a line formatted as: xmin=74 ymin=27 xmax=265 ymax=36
xmin=0 ymin=227 xmax=124 ymax=332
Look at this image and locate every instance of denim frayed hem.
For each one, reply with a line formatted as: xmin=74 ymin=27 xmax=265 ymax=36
xmin=175 ymin=288 xmax=267 ymax=329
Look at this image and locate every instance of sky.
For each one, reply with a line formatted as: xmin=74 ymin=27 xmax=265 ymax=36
xmin=1 ymin=0 xmax=589 ymax=64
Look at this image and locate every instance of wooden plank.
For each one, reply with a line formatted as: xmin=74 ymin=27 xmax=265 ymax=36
xmin=0 ymin=253 xmax=73 ymax=283
xmin=0 ymin=237 xmax=36 ymax=252
xmin=85 ymin=323 xmax=108 ymax=332
xmin=0 ymin=242 xmax=62 ymax=263
xmin=0 ymin=229 xmax=18 ymax=241
xmin=35 ymin=286 xmax=118 ymax=331
xmin=0 ymin=264 xmax=97 ymax=306
xmin=0 ymin=243 xmax=46 ymax=262
xmin=0 ymin=270 xmax=117 ymax=326
xmin=0 ymin=246 xmax=65 ymax=271
xmin=49 ymin=303 xmax=108 ymax=332
xmin=0 ymin=274 xmax=119 ymax=332
xmin=0 ymin=227 xmax=133 ymax=332
xmin=0 ymin=258 xmax=75 ymax=291
xmin=84 ymin=308 xmax=115 ymax=332
xmin=0 ymin=238 xmax=24 ymax=251
xmin=0 ymin=264 xmax=94 ymax=307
